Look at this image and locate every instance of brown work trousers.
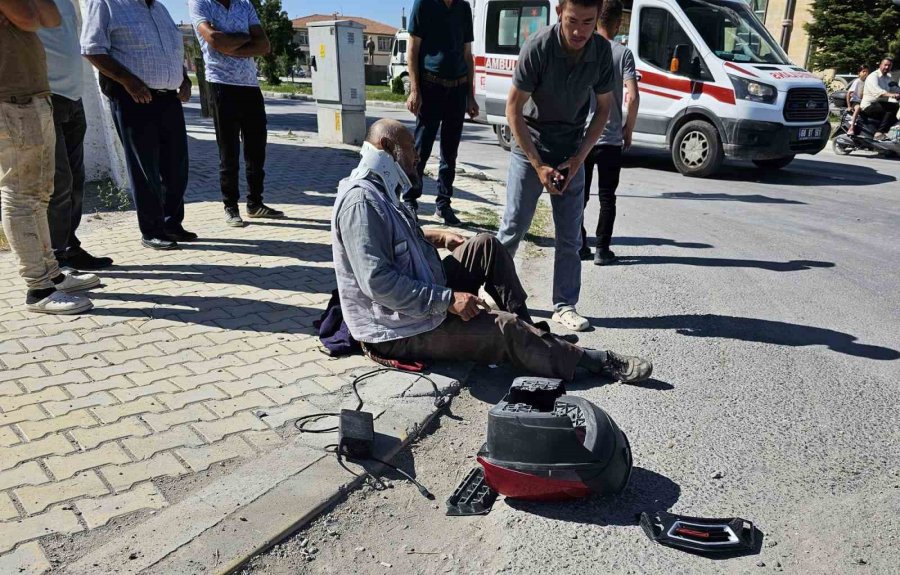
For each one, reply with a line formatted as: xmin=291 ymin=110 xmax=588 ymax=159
xmin=369 ymin=234 xmax=584 ymax=380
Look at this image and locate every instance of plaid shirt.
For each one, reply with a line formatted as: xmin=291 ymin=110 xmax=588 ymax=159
xmin=81 ymin=0 xmax=184 ymax=90
xmin=189 ymin=0 xmax=261 ymax=87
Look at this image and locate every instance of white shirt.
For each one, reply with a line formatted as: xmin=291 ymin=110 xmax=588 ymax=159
xmin=861 ymin=70 xmax=895 ymax=109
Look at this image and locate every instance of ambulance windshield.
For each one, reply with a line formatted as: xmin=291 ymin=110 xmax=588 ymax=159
xmin=678 ymin=0 xmax=791 ymax=65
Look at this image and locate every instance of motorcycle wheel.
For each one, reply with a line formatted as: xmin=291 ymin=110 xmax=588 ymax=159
xmin=832 ymin=138 xmax=853 ymax=156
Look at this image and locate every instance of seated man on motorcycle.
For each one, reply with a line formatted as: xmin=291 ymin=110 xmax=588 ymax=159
xmin=846 ymin=65 xmax=869 ymax=136
xmin=861 ymin=57 xmax=900 ymax=140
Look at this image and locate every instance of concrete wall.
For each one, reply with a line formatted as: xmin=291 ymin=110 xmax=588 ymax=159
xmin=75 ymin=0 xmax=129 ymax=188
xmin=761 ymin=0 xmax=815 ymax=68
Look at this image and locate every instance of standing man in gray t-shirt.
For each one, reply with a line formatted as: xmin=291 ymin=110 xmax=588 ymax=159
xmin=580 ymin=0 xmax=639 ymax=265
xmin=496 ymin=0 xmax=613 ymax=333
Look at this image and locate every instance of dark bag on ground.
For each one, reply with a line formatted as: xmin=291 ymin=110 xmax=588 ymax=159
xmin=314 ymin=289 xmax=361 ymax=357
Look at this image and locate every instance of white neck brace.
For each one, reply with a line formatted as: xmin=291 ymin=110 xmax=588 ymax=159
xmin=350 ymin=142 xmax=413 ymax=205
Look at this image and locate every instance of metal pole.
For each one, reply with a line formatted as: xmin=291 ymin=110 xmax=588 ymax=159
xmin=780 ymin=0 xmax=797 ymax=53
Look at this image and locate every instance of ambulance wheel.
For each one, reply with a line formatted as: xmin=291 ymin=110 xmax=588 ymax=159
xmin=752 ymin=155 xmax=795 ymax=170
xmin=495 ymin=125 xmax=513 ymax=151
xmin=672 ymin=120 xmax=724 ymax=178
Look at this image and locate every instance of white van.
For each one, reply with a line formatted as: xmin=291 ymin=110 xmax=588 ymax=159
xmin=471 ymin=0 xmax=831 ymax=177
xmin=387 ymin=29 xmax=411 ymax=93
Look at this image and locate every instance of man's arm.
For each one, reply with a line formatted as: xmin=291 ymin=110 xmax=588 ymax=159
xmin=423 ymin=229 xmax=466 ymax=251
xmin=406 ymin=35 xmax=423 ymax=115
xmin=227 ymin=24 xmax=269 ymax=57
xmin=196 ymin=21 xmax=250 ymax=54
xmin=506 ymin=85 xmax=563 ymax=195
xmin=464 ymin=42 xmax=479 ymax=118
xmin=0 ymin=0 xmax=59 ymax=31
xmin=83 ymin=54 xmax=152 ymax=103
xmin=623 ymin=78 xmax=640 ymax=150
xmin=557 ymin=91 xmax=611 ymax=191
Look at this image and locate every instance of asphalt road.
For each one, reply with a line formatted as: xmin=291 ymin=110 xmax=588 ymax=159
xmin=254 ymin=99 xmax=900 ymax=573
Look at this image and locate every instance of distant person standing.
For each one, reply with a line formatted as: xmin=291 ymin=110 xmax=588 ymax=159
xmin=1 ymin=0 xmax=98 ymax=314
xmin=496 ymin=0 xmax=613 ymax=333
xmin=580 ymin=0 xmax=639 ymax=266
xmin=38 ymin=0 xmax=114 ymax=270
xmin=190 ymin=0 xmax=284 ymax=228
xmin=81 ymin=0 xmax=195 ymax=251
xmin=404 ymin=0 xmax=479 ymax=225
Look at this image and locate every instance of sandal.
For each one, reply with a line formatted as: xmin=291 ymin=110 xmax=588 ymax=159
xmin=551 ymin=306 xmax=590 ymax=332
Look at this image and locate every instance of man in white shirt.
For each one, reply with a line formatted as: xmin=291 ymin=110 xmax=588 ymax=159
xmin=861 ymin=58 xmax=900 ymax=140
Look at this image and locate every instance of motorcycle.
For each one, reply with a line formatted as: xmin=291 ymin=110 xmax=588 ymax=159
xmin=830 ymin=89 xmax=900 ymax=157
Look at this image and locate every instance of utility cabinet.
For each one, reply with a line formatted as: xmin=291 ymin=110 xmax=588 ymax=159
xmin=309 ymin=20 xmax=366 ymax=145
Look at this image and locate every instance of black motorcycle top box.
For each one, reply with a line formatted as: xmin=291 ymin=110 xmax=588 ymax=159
xmin=477 ymin=377 xmax=633 ymax=500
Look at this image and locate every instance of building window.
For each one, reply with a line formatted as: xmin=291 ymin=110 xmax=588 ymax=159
xmin=486 ymin=1 xmax=550 ymax=55
xmin=297 ymin=30 xmax=309 ymax=46
xmin=751 ymin=0 xmax=768 ymax=22
xmin=378 ymin=36 xmax=392 ymax=52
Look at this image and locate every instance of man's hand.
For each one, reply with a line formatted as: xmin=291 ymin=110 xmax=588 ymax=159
xmin=554 ymin=155 xmax=584 ymax=194
xmin=443 ymin=232 xmax=466 ymax=251
xmin=624 ymin=128 xmax=633 ymax=152
xmin=448 ymin=291 xmax=490 ymax=321
xmin=178 ymin=76 xmax=192 ymax=103
xmin=406 ymin=88 xmax=422 ymax=116
xmin=536 ymin=164 xmax=564 ymax=196
xmin=123 ymin=76 xmax=152 ymax=104
xmin=466 ymin=95 xmax=479 ymax=119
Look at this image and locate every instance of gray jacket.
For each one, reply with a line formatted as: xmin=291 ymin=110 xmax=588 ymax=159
xmin=332 ymin=176 xmax=452 ymax=343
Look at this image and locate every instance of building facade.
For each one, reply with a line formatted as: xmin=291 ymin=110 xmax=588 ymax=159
xmin=291 ymin=14 xmax=398 ymax=68
xmin=752 ymin=0 xmax=815 ymax=67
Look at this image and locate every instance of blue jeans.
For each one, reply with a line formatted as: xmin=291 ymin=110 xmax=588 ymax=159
xmin=403 ymin=80 xmax=467 ymax=210
xmin=496 ymin=150 xmax=584 ymax=311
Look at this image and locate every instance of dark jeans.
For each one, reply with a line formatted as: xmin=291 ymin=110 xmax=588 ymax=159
xmin=48 ymin=94 xmax=86 ymax=258
xmin=403 ymin=79 xmax=467 ymax=210
xmin=582 ymin=145 xmax=623 ymax=252
xmin=109 ymin=87 xmax=187 ymax=239
xmin=209 ymin=83 xmax=267 ymax=208
xmin=863 ymin=101 xmax=900 ymax=134
xmin=369 ymin=234 xmax=584 ymax=380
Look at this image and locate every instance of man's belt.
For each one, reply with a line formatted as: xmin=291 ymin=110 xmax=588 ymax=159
xmin=2 ymin=93 xmax=50 ymax=105
xmin=422 ymin=72 xmax=468 ymax=88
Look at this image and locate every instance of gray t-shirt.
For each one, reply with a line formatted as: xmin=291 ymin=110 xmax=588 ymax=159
xmin=594 ymin=40 xmax=636 ymax=147
xmin=512 ymin=24 xmax=614 ymax=164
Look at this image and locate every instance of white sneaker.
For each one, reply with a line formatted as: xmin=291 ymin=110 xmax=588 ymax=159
xmin=552 ymin=306 xmax=590 ymax=332
xmin=56 ymin=268 xmax=100 ymax=292
xmin=27 ymin=291 xmax=93 ymax=315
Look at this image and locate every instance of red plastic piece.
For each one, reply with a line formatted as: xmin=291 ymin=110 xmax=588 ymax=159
xmin=477 ymin=456 xmax=592 ymax=501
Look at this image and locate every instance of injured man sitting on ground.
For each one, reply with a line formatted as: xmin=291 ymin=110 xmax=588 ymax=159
xmin=331 ymin=119 xmax=652 ymax=383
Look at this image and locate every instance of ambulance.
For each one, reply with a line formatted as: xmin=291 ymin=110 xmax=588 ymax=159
xmin=471 ymin=0 xmax=831 ymax=177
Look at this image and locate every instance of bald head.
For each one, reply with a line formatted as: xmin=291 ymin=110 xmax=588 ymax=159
xmin=364 ymin=119 xmax=419 ymax=185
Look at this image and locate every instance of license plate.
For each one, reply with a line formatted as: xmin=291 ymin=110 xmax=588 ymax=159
xmin=798 ymin=127 xmax=822 ymax=140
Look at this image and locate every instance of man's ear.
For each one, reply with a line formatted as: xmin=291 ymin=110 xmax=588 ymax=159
xmin=380 ymin=137 xmax=394 ymax=155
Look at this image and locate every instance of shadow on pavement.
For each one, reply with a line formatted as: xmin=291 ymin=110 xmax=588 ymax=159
xmin=612 ymin=237 xmax=713 ymax=249
xmin=588 ymin=314 xmax=900 ymax=361
xmin=614 ymin=255 xmax=835 ymax=272
xmin=657 ymin=192 xmax=806 ymax=205
xmin=96 ymin=263 xmax=330 ymax=293
xmin=176 ymin=238 xmax=334 ymax=261
xmin=504 ymin=467 xmax=681 ymax=527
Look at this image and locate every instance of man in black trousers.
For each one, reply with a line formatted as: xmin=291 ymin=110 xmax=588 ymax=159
xmin=82 ymin=0 xmax=196 ymax=250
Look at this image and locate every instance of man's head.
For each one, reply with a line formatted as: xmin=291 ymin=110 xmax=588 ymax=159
xmin=365 ymin=119 xmax=419 ymax=186
xmin=598 ymin=0 xmax=624 ymax=39
xmin=858 ymin=65 xmax=870 ymax=80
xmin=879 ymin=58 xmax=893 ymax=76
xmin=556 ymin=0 xmax=602 ymax=53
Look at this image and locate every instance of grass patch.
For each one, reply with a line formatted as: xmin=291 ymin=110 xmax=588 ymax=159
xmin=0 ymin=228 xmax=8 ymax=252
xmin=364 ymin=85 xmax=408 ymax=103
xmin=94 ymin=177 xmax=132 ymax=212
xmin=462 ymin=201 xmax=554 ymax=251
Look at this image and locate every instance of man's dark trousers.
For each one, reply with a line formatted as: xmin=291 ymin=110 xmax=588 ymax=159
xmin=582 ymin=145 xmax=623 ymax=252
xmin=404 ymin=79 xmax=467 ymax=210
xmin=48 ymin=94 xmax=86 ymax=259
xmin=209 ymin=83 xmax=267 ymax=209
xmin=108 ymin=86 xmax=187 ymax=240
xmin=864 ymin=101 xmax=899 ymax=134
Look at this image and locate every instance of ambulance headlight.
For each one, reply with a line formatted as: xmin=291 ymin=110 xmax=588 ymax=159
xmin=729 ymin=75 xmax=778 ymax=104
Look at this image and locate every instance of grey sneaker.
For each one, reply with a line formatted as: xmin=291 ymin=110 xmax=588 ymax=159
xmin=604 ymin=350 xmax=653 ymax=383
xmin=246 ymin=204 xmax=285 ymax=219
xmin=27 ymin=291 xmax=93 ymax=315
xmin=225 ymin=207 xmax=245 ymax=227
xmin=55 ymin=269 xmax=100 ymax=292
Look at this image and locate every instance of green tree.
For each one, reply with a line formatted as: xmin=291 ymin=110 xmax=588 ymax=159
xmin=805 ymin=0 xmax=900 ymax=73
xmin=250 ymin=0 xmax=296 ymax=84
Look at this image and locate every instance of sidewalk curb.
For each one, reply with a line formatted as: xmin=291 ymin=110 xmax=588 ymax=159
xmin=60 ymin=369 xmax=468 ymax=575
xmin=191 ymin=88 xmax=406 ymax=109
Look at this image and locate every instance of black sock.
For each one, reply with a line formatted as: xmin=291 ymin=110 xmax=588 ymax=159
xmin=51 ymin=273 xmax=66 ymax=285
xmin=578 ymin=349 xmax=609 ymax=373
xmin=26 ymin=287 xmax=57 ymax=304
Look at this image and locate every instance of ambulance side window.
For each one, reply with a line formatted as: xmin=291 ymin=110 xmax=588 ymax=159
xmin=639 ymin=7 xmax=712 ymax=81
xmin=486 ymin=1 xmax=550 ymax=55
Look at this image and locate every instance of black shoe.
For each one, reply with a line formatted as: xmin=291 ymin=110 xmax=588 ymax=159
xmin=594 ymin=249 xmax=617 ymax=266
xmin=246 ymin=204 xmax=285 ymax=219
xmin=141 ymin=237 xmax=178 ymax=250
xmin=165 ymin=228 xmax=199 ymax=242
xmin=603 ymin=350 xmax=653 ymax=383
xmin=435 ymin=205 xmax=462 ymax=225
xmin=579 ymin=246 xmax=593 ymax=261
xmin=60 ymin=249 xmax=114 ymax=270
